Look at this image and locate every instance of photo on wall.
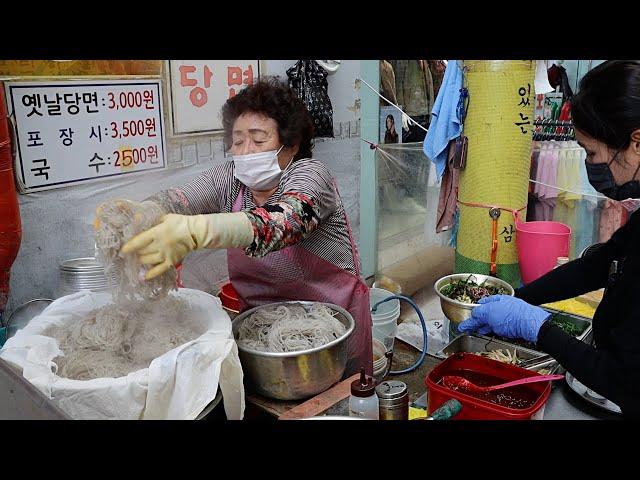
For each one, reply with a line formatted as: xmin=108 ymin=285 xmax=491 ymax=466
xmin=380 ymin=106 xmax=403 ymax=145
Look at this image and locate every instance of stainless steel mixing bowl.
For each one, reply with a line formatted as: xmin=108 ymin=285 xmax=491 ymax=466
xmin=434 ymin=273 xmax=514 ymax=325
xmin=232 ymin=301 xmax=355 ymax=401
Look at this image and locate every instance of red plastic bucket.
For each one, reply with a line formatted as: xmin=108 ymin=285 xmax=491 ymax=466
xmin=218 ymin=282 xmax=240 ymax=313
xmin=514 ymin=211 xmax=571 ymax=285
xmin=425 ymin=353 xmax=551 ymax=420
xmin=175 ymin=263 xmax=185 ymax=288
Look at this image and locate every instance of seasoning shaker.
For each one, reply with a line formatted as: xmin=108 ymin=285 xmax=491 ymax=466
xmin=375 ymin=380 xmax=408 ymax=420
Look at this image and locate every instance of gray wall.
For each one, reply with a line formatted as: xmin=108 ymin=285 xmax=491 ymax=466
xmin=6 ymin=61 xmax=362 ymax=311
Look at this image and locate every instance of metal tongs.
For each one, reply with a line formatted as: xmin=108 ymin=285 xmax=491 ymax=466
xmin=518 ymin=354 xmax=557 ymax=370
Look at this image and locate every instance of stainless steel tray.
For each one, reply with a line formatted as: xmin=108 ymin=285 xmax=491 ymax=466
xmin=436 ymin=334 xmax=559 ymax=373
xmin=562 ymin=327 xmax=622 ymax=415
xmin=482 ymin=308 xmax=593 ymax=355
xmin=543 ymin=307 xmax=593 ymax=342
xmin=565 ymin=371 xmax=622 ymax=415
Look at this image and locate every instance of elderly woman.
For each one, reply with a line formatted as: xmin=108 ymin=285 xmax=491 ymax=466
xmin=117 ymin=78 xmax=372 ymax=376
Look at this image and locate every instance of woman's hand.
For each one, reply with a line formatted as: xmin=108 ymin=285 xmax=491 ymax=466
xmin=121 ymin=212 xmax=254 ymax=280
xmin=457 ymin=295 xmax=551 ymax=343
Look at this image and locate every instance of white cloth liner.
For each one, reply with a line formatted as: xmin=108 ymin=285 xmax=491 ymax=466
xmin=0 ymin=288 xmax=244 ymax=420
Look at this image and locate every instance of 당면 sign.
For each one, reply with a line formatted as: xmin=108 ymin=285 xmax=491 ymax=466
xmin=5 ymin=79 xmax=166 ymax=193
xmin=167 ymin=60 xmax=259 ymax=136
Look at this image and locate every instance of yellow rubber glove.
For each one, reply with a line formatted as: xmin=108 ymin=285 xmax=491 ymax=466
xmin=120 ymin=212 xmax=254 ymax=280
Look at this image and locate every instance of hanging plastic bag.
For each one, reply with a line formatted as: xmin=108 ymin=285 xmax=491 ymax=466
xmin=286 ymin=60 xmax=334 ymax=138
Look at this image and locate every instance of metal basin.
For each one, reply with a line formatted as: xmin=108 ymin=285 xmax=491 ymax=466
xmin=232 ymin=301 xmax=355 ymax=401
xmin=434 ymin=273 xmax=514 ymax=325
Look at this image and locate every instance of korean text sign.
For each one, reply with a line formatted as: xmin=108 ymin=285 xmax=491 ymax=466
xmin=6 ymin=80 xmax=166 ymax=193
xmin=168 ymin=60 xmax=259 ymax=135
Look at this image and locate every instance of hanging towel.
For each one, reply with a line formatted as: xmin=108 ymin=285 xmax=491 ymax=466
xmin=423 ymin=59 xmax=463 ymax=178
xmin=436 ymin=140 xmax=461 ymax=233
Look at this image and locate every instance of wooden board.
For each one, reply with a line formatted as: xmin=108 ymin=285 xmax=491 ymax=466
xmin=278 ymin=374 xmax=360 ymax=420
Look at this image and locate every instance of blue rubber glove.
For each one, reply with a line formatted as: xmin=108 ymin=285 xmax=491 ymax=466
xmin=457 ymin=295 xmax=551 ymax=343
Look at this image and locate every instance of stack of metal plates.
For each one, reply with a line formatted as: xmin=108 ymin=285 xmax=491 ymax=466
xmin=58 ymin=257 xmax=114 ymax=297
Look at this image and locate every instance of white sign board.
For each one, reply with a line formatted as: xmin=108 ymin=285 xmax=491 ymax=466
xmin=168 ymin=60 xmax=259 ymax=136
xmin=6 ymin=79 xmax=166 ymax=193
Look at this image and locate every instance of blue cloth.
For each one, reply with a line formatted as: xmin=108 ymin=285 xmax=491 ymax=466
xmin=423 ymin=60 xmax=463 ymax=178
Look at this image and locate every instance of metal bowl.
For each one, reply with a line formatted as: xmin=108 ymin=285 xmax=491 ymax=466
xmin=232 ymin=301 xmax=355 ymax=401
xmin=4 ymin=298 xmax=53 ymax=336
xmin=434 ymin=273 xmax=515 ymax=325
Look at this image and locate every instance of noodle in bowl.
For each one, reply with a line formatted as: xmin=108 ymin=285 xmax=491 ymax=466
xmin=232 ymin=301 xmax=354 ymax=400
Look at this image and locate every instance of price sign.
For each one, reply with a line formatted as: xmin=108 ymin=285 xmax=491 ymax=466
xmin=5 ymin=79 xmax=166 ymax=193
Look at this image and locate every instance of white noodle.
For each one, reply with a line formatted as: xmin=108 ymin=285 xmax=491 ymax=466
xmin=94 ymin=199 xmax=176 ymax=300
xmin=237 ymin=303 xmax=346 ymax=353
xmin=476 ymin=349 xmax=519 ymax=365
xmin=45 ymin=295 xmax=205 ymax=380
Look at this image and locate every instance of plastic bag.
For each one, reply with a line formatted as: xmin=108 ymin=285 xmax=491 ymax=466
xmin=286 ymin=60 xmax=334 ymax=138
xmin=0 ymin=288 xmax=245 ymax=420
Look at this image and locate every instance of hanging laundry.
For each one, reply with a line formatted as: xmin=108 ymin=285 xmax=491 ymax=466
xmin=553 ymin=144 xmax=582 ymax=257
xmin=436 ymin=140 xmax=460 ymax=233
xmin=534 ymin=60 xmax=554 ymax=94
xmin=533 ymin=143 xmax=561 ymax=221
xmin=526 ymin=128 xmax=627 ymax=257
xmin=428 ymin=60 xmax=447 ymax=98
xmin=575 ymin=145 xmax=600 ymax=256
xmin=423 ymin=59 xmax=463 ymax=178
xmin=380 ymin=60 xmax=398 ymax=106
xmin=392 ymin=60 xmax=434 ymax=142
xmin=286 ymin=60 xmax=334 ymax=138
xmin=527 ymin=143 xmax=543 ymax=221
xmin=392 ymin=60 xmax=434 ymax=118
xmin=547 ymin=62 xmax=574 ymax=102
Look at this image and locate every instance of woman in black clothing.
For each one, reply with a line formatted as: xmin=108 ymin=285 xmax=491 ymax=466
xmin=459 ymin=60 xmax=640 ymax=418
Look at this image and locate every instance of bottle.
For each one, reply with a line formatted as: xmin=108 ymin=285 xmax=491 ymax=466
xmin=349 ymin=368 xmax=379 ymax=419
xmin=376 ymin=380 xmax=408 ymax=420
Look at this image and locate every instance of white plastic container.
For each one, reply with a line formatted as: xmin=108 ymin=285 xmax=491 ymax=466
xmin=372 ymin=338 xmax=389 ymax=382
xmin=369 ymin=288 xmax=400 ymax=353
xmin=349 ymin=369 xmax=379 ymax=419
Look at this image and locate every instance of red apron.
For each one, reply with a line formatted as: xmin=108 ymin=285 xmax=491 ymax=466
xmin=228 ymin=185 xmax=373 ymax=376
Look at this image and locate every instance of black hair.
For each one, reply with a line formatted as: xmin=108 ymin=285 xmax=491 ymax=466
xmin=221 ymin=76 xmax=314 ymax=160
xmin=572 ymin=60 xmax=640 ymax=158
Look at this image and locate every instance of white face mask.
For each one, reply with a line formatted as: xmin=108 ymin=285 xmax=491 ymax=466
xmin=233 ymin=145 xmax=291 ymax=190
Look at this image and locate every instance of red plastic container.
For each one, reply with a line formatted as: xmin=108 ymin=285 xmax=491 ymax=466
xmin=425 ymin=353 xmax=551 ymax=420
xmin=218 ymin=282 xmax=241 ymax=313
xmin=175 ymin=264 xmax=185 ymax=288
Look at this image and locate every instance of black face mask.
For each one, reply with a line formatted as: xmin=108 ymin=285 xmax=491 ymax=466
xmin=585 ymin=157 xmax=640 ymax=201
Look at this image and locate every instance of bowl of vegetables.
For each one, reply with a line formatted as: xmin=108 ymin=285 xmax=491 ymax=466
xmin=434 ymin=273 xmax=514 ymax=325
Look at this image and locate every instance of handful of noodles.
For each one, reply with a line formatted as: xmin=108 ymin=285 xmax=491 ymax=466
xmin=42 ymin=199 xmax=202 ymax=381
xmin=94 ymin=199 xmax=176 ymax=300
xmin=237 ymin=303 xmax=347 ymax=353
